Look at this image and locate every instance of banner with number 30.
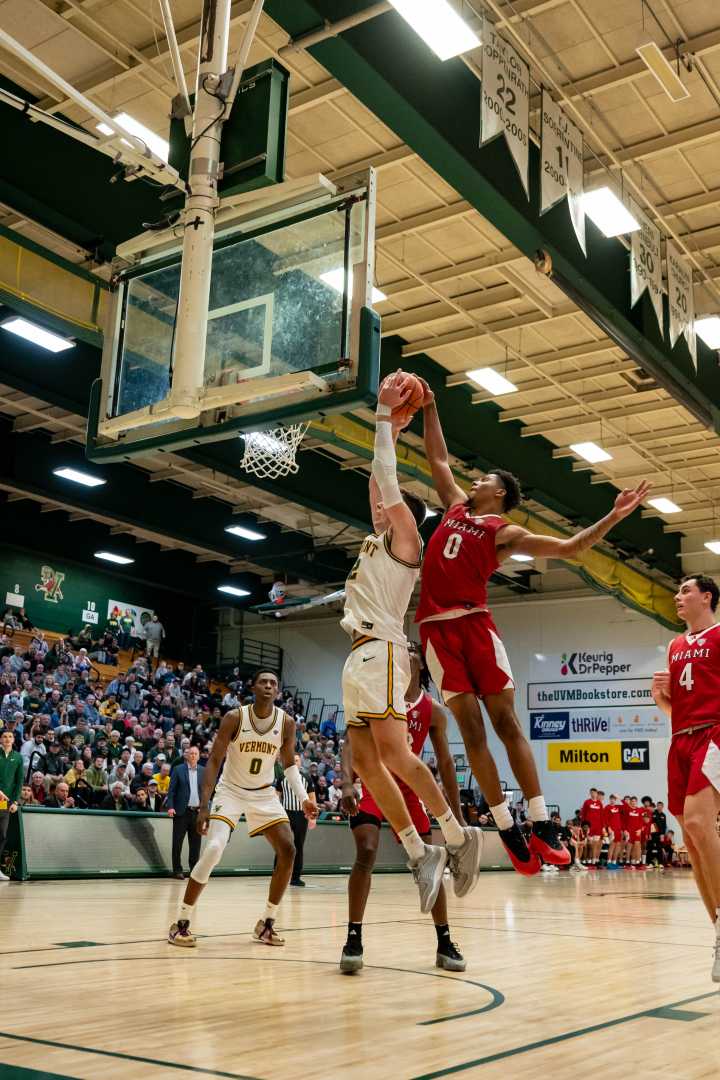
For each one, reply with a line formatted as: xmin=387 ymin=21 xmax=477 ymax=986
xmin=480 ymin=19 xmax=530 ymax=200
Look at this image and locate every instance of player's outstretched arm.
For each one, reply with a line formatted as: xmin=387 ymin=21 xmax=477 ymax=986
xmin=419 ymin=383 xmax=466 ymax=510
xmin=428 ymin=701 xmax=465 ymax=825
xmin=196 ymin=711 xmax=236 ymax=833
xmin=496 ymin=481 xmax=651 ymax=560
xmin=372 ymin=373 xmax=422 ymax=564
xmin=280 ymin=717 xmax=317 ymax=820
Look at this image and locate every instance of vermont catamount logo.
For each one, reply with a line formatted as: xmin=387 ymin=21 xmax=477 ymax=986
xmin=35 ymin=565 xmax=65 ymax=603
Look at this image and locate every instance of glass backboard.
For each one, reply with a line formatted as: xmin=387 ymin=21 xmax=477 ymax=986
xmin=87 ymin=170 xmax=380 ymax=462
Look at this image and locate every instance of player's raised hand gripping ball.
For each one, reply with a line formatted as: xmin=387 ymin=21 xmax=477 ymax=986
xmin=378 ymin=370 xmax=425 ymax=431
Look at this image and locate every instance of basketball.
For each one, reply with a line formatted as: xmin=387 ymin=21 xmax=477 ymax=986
xmin=391 ymin=372 xmax=425 ymax=429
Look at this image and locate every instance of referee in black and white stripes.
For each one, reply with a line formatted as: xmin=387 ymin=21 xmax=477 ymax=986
xmin=281 ymin=754 xmax=315 ymax=887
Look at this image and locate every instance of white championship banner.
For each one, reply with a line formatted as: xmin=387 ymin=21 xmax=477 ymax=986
xmin=480 ymin=18 xmax=530 ymax=199
xmin=540 ymin=89 xmax=585 ymax=254
xmin=667 ymin=240 xmax=697 ymax=369
xmin=630 ymin=204 xmax=664 ymax=335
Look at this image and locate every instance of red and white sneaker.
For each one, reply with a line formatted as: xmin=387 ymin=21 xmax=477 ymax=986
xmin=498 ymin=823 xmax=541 ymax=876
xmin=529 ymin=821 xmax=571 ymax=866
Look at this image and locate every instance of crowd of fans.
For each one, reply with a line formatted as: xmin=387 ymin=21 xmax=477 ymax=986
xmin=0 ymin=624 xmax=349 ymax=816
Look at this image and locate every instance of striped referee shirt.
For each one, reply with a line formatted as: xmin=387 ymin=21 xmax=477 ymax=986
xmin=281 ymin=770 xmax=308 ymax=811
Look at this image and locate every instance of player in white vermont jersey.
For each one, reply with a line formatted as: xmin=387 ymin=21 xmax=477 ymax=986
xmin=168 ymin=670 xmax=317 ymax=948
xmin=341 ymin=371 xmax=482 ymax=915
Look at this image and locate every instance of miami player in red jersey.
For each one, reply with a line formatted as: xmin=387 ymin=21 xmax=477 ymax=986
xmin=604 ymin=794 xmax=625 ymax=869
xmin=624 ymin=797 xmax=645 ymax=868
xmin=652 ymin=573 xmax=720 ymax=980
xmin=580 ymin=788 xmax=605 ymax=865
xmin=417 ymin=381 xmax=650 ymax=874
xmin=339 ymin=644 xmax=466 ymax=974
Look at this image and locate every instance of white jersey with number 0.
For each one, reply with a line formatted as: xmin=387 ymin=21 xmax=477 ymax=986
xmin=221 ymin=704 xmax=286 ymax=790
xmin=341 ymin=530 xmax=421 ymax=646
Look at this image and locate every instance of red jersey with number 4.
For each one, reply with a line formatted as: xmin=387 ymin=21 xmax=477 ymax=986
xmin=416 ymin=506 xmax=506 ymax=623
xmin=668 ymin=623 xmax=720 ymax=736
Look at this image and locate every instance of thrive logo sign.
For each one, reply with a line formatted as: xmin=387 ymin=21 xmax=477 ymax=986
xmin=559 ymin=651 xmax=630 ymax=677
xmin=530 ymin=712 xmax=569 ymax=740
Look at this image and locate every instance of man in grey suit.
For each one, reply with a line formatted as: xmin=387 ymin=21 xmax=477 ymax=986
xmin=166 ymin=746 xmax=204 ymax=879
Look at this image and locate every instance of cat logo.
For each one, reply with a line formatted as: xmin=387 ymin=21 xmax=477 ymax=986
xmin=35 ymin=565 xmax=65 ymax=604
xmin=621 ymin=741 xmax=649 ymax=770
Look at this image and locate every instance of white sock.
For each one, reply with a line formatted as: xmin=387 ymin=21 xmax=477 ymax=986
xmin=264 ymin=901 xmax=279 ymax=921
xmin=528 ymin=796 xmax=548 ymax=822
xmin=179 ymin=902 xmax=195 ymax=922
xmin=490 ymin=802 xmax=514 ymax=830
xmin=399 ymin=825 xmax=426 ymax=861
xmin=437 ymin=808 xmax=465 ymax=848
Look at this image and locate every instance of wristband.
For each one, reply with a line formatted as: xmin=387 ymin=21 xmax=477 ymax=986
xmin=376 ymin=403 xmax=392 ymax=418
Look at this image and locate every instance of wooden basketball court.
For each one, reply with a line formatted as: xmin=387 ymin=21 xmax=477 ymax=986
xmin=1 ymin=869 xmax=718 ymax=1080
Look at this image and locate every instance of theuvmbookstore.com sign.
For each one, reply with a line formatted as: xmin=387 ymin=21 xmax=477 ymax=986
xmin=528 ymin=648 xmax=669 ymax=740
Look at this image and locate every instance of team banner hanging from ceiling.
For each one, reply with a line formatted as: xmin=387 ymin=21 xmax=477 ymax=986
xmin=539 ymin=90 xmax=586 ymax=254
xmin=480 ymin=18 xmax=530 ymax=199
xmin=630 ymin=203 xmax=664 ymax=335
xmin=666 ymin=241 xmax=697 ymax=370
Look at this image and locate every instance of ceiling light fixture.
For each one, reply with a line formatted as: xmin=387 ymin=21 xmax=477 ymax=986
xmin=466 ymin=367 xmax=518 ymax=396
xmin=424 ymin=508 xmax=439 ymax=519
xmin=2 ymin=317 xmax=74 ymax=353
xmin=320 ymin=268 xmax=386 ymax=304
xmin=225 ymin=525 xmax=266 ymax=541
xmin=704 ymin=541 xmax=720 ymax=555
xmin=569 ymin=441 xmax=613 ymax=464
xmin=582 ymin=187 xmax=641 ymax=238
xmin=95 ymin=551 xmax=134 ymax=565
xmin=388 ymin=0 xmax=480 ymax=61
xmin=695 ymin=316 xmax=720 ymax=349
xmin=648 ymin=497 xmax=682 ymax=515
xmin=510 ymin=553 xmax=534 ymax=562
xmin=96 ymin=112 xmax=169 ymax=160
xmin=636 ymin=41 xmax=690 ymax=103
xmin=218 ymin=585 xmax=251 ymax=597
xmin=53 ymin=467 xmax=106 ymax=487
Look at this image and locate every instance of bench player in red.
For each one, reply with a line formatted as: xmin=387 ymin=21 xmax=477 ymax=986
xmin=604 ymin=794 xmax=625 ymax=869
xmin=339 ymin=644 xmax=466 ymax=974
xmin=580 ymin=788 xmax=605 ymax=866
xmin=652 ymin=574 xmax=720 ymax=981
xmin=417 ymin=380 xmax=650 ymax=874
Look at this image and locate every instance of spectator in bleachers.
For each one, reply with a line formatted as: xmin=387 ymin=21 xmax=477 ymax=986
xmin=29 ymin=771 xmax=47 ymax=804
xmin=153 ymin=760 xmax=171 ymax=795
xmin=45 ymin=781 xmax=74 ymax=809
xmin=101 ymin=781 xmax=131 ymax=812
xmin=146 ymin=778 xmax=165 ymax=813
xmin=319 ymin=712 xmax=337 ymax=740
xmin=143 ymin=615 xmax=165 ymax=667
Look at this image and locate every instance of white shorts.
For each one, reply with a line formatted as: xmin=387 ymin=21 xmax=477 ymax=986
xmin=342 ymin=636 xmax=410 ymax=728
xmin=145 ymin=641 xmax=160 ymax=658
xmin=210 ymin=780 xmax=289 ymax=837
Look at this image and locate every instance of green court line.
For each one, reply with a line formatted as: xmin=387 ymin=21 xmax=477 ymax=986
xmin=448 ymin=921 xmax=710 ymax=951
xmin=645 ymin=1006 xmax=708 ymax=1021
xmin=53 ymin=941 xmax=100 ymax=949
xmin=11 ymin=955 xmax=504 ymax=1027
xmin=0 ymin=1033 xmax=261 ymax=1080
xmin=0 ymin=1064 xmax=77 ymax=1080
xmin=410 ymin=990 xmax=720 ymax=1078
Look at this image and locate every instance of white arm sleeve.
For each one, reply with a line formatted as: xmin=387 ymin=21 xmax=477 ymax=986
xmin=372 ymin=412 xmax=403 ymax=509
xmin=284 ymin=764 xmax=308 ymax=805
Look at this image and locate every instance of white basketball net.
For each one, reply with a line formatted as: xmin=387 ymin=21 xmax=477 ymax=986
xmin=240 ymin=423 xmax=309 ymax=480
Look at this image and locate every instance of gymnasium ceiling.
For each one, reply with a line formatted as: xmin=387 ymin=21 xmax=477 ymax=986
xmin=1 ymin=0 xmax=720 ymax=615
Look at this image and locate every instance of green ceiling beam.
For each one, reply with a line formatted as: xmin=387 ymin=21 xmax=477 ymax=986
xmin=265 ymin=0 xmax=720 ymax=430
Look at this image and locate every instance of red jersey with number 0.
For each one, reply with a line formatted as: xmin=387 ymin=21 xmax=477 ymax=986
xmin=416 ymin=506 xmax=506 ymax=623
xmin=667 ymin=623 xmax=720 ymax=736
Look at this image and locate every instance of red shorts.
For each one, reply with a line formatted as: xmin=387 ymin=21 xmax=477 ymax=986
xmin=353 ymin=788 xmax=431 ymax=839
xmin=421 ymin=611 xmax=514 ymax=701
xmin=667 ymin=723 xmax=720 ymax=816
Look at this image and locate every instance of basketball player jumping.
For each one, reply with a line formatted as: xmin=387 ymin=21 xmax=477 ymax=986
xmin=168 ymin=670 xmax=317 ymax=948
xmin=652 ymin=574 xmax=720 ymax=980
xmin=339 ymin=643 xmax=466 ymax=974
xmin=417 ymin=381 xmax=649 ymax=874
xmin=341 ymin=371 xmax=481 ymax=916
